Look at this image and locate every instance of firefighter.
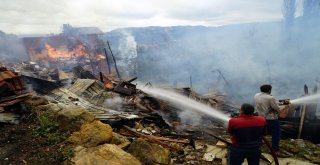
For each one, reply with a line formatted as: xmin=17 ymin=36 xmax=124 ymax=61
xmin=227 ymin=103 xmax=266 ymax=165
xmin=254 ymin=84 xmax=289 ymax=153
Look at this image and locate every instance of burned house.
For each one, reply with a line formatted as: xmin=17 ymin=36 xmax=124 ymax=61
xmin=22 ymin=24 xmax=109 ymax=75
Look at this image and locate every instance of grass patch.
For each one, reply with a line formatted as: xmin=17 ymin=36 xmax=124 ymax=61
xmin=48 ymin=146 xmax=75 ymax=162
xmin=33 ymin=112 xmax=68 ymax=145
xmin=32 ymin=111 xmax=74 ymax=162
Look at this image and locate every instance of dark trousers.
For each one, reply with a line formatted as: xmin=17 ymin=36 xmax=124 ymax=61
xmin=228 ymin=146 xmax=261 ymax=165
xmin=266 ymin=119 xmax=280 ymax=151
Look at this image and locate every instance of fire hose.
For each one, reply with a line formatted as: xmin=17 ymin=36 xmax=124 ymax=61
xmin=262 ymin=136 xmax=279 ymax=165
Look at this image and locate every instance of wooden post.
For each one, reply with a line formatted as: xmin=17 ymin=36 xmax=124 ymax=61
xmin=103 ymin=48 xmax=111 ymax=74
xmin=99 ymin=72 xmax=104 ymax=83
xmin=107 ymin=41 xmax=121 ymax=79
xmin=297 ymin=104 xmax=307 ymax=139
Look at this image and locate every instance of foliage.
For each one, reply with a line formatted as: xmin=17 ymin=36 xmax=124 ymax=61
xmin=34 ymin=112 xmax=58 ymax=136
xmin=49 ymin=146 xmax=74 ymax=162
xmin=33 ymin=112 xmax=67 ymax=145
xmin=32 ymin=112 xmax=74 ymax=162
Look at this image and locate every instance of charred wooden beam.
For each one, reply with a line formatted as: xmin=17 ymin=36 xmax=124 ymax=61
xmin=103 ymin=48 xmax=111 ymax=74
xmin=127 ymin=77 xmax=137 ymax=83
xmin=99 ymin=72 xmax=104 ymax=83
xmin=73 ymin=65 xmax=97 ymax=79
xmin=149 ymin=136 xmax=190 ymax=144
xmin=122 ymin=125 xmax=183 ymax=152
xmin=160 ymin=132 xmax=193 ymax=139
xmin=0 ymin=94 xmax=31 ymax=107
xmin=114 ymin=81 xmax=136 ymax=96
xmin=120 ymin=128 xmax=190 ymax=144
xmin=107 ymin=41 xmax=121 ymax=79
xmin=202 ymin=129 xmax=231 ymax=145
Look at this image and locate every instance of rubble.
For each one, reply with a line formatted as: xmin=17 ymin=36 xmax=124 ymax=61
xmin=114 ymin=77 xmax=137 ymax=95
xmin=73 ymin=65 xmax=97 ymax=80
xmin=0 ymin=66 xmax=31 ymax=123
xmin=1 ymin=56 xmax=320 ymax=165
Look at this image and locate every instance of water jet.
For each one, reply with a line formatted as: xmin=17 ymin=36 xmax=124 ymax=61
xmin=139 ymin=86 xmax=231 ymax=127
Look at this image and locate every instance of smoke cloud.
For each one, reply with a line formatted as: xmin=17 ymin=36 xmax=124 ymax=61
xmin=103 ymin=96 xmax=124 ymax=111
xmin=105 ymin=18 xmax=320 ymax=107
xmin=0 ymin=31 xmax=28 ymax=63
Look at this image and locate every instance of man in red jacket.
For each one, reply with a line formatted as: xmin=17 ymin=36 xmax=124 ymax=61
xmin=228 ymin=103 xmax=266 ymax=165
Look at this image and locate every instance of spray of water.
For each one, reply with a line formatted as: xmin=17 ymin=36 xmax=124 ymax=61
xmin=290 ymin=93 xmax=320 ymax=104
xmin=139 ymin=86 xmax=231 ymax=127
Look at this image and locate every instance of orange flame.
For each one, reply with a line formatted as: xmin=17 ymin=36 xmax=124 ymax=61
xmin=45 ymin=43 xmax=89 ymax=59
xmin=96 ymin=54 xmax=106 ymax=61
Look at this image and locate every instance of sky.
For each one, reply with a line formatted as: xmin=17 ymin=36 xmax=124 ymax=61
xmin=0 ymin=0 xmax=303 ymax=35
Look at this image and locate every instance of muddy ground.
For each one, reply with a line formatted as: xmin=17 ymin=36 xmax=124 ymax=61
xmin=0 ymin=113 xmax=69 ymax=165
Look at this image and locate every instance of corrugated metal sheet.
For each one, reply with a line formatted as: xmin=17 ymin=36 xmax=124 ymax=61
xmin=68 ymin=79 xmax=97 ymax=95
xmin=0 ymin=70 xmax=25 ymax=94
xmin=0 ymin=93 xmax=32 ymax=104
xmin=0 ymin=70 xmax=19 ymax=82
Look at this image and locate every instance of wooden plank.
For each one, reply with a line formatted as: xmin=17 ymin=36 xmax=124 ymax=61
xmin=297 ymin=104 xmax=307 ymax=139
xmin=123 ymin=125 xmax=183 ymax=151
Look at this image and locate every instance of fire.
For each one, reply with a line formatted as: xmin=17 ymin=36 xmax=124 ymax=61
xmin=96 ymin=54 xmax=106 ymax=61
xmin=45 ymin=43 xmax=89 ymax=59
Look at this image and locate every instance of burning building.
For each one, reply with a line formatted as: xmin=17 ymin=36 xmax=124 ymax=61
xmin=22 ymin=24 xmax=109 ymax=75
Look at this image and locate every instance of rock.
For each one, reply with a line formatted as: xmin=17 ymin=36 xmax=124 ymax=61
xmin=185 ymin=155 xmax=196 ymax=160
xmin=216 ymin=141 xmax=227 ymax=148
xmin=56 ymin=106 xmax=94 ymax=131
xmin=24 ymin=96 xmax=49 ymax=107
xmin=194 ymin=140 xmax=206 ymax=150
xmin=278 ymin=158 xmax=315 ymax=165
xmin=215 ymin=149 xmax=227 ymax=159
xmin=68 ymin=120 xmax=113 ymax=147
xmin=205 ymin=145 xmax=223 ymax=156
xmin=70 ymin=144 xmax=141 ymax=165
xmin=31 ymin=103 xmax=62 ymax=114
xmin=110 ymin=132 xmax=131 ymax=149
xmin=127 ymin=138 xmax=171 ymax=165
xmin=202 ymin=153 xmax=215 ymax=161
xmin=141 ymin=129 xmax=152 ymax=135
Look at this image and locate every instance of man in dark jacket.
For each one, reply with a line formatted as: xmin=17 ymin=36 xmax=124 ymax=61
xmin=228 ymin=103 xmax=266 ymax=165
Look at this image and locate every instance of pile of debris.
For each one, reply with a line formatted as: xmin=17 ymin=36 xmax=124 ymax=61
xmin=1 ymin=63 xmax=320 ymax=165
xmin=0 ymin=66 xmax=31 ymax=123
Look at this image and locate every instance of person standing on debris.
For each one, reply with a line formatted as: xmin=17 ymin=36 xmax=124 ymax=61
xmin=254 ymin=84 xmax=289 ymax=153
xmin=227 ymin=103 xmax=266 ymax=165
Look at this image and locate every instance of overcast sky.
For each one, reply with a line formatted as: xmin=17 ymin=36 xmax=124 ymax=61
xmin=0 ymin=0 xmax=303 ymax=34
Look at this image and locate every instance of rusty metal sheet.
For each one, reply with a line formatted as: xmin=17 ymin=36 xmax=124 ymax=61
xmin=0 ymin=93 xmax=32 ymax=104
xmin=0 ymin=98 xmax=25 ymax=107
xmin=0 ymin=70 xmax=19 ymax=82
